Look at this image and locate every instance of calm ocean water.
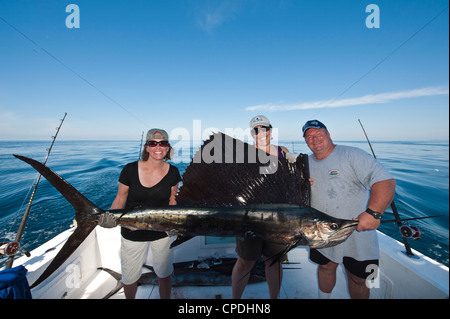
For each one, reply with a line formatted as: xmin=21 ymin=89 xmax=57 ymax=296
xmin=0 ymin=140 xmax=448 ymax=268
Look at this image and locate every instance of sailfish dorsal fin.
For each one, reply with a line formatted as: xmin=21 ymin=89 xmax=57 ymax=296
xmin=176 ymin=132 xmax=310 ymax=207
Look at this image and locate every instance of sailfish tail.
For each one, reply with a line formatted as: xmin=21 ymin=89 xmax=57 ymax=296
xmin=13 ymin=155 xmax=103 ymax=289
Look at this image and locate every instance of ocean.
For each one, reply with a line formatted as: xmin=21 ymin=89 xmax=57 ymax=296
xmin=0 ymin=139 xmax=448 ymax=268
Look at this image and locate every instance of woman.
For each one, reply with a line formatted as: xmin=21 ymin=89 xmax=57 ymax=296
xmin=110 ymin=128 xmax=181 ymax=299
xmin=250 ymin=115 xmax=290 ymax=159
xmin=231 ymin=115 xmax=296 ymax=299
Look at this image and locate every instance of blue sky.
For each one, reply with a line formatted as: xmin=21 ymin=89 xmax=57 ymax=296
xmin=0 ymin=0 xmax=448 ymax=142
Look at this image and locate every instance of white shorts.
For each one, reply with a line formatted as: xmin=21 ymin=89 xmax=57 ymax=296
xmin=120 ymin=236 xmax=174 ymax=285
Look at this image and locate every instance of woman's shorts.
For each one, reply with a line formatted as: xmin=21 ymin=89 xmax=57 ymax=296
xmin=236 ymin=237 xmax=287 ymax=262
xmin=120 ymin=236 xmax=174 ymax=285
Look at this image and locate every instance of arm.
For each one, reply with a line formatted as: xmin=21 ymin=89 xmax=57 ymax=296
xmin=355 ymin=179 xmax=396 ymax=231
xmin=98 ymin=182 xmax=129 ymax=228
xmin=169 ymin=183 xmax=179 ymax=206
xmin=110 ymin=182 xmax=129 ymax=209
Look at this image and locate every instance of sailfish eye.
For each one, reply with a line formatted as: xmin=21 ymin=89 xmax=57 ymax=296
xmin=330 ymin=223 xmax=338 ymax=230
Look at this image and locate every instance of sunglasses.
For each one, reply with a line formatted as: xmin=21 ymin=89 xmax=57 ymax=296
xmin=146 ymin=140 xmax=169 ymax=147
xmin=253 ymin=126 xmax=271 ymax=134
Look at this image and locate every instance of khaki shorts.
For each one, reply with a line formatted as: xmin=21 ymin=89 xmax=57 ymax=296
xmin=120 ymin=236 xmax=174 ymax=285
xmin=235 ymin=237 xmax=287 ymax=262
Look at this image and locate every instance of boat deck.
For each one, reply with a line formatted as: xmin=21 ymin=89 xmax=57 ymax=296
xmin=109 ymin=247 xmax=333 ymax=300
xmin=11 ymin=226 xmax=449 ymax=299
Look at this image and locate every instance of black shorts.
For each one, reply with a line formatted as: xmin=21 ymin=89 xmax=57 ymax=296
xmin=309 ymin=248 xmax=379 ymax=280
xmin=236 ymin=237 xmax=287 ymax=262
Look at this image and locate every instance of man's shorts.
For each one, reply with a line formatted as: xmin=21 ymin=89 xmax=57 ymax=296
xmin=236 ymin=237 xmax=287 ymax=262
xmin=120 ymin=236 xmax=174 ymax=285
xmin=309 ymin=248 xmax=379 ymax=280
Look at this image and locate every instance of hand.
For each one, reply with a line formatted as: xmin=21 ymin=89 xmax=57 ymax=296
xmin=97 ymin=212 xmax=117 ymax=228
xmin=285 ymin=152 xmax=298 ymax=163
xmin=239 ymin=230 xmax=257 ymax=241
xmin=353 ymin=211 xmax=380 ymax=231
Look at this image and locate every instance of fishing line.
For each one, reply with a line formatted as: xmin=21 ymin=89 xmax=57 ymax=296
xmin=0 ymin=16 xmax=149 ymax=129
xmin=285 ymin=5 xmax=449 ymax=143
xmin=310 ymin=5 xmax=449 ymax=121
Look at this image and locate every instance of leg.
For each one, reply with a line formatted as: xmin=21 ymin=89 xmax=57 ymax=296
xmin=123 ymin=282 xmax=138 ymax=299
xmin=120 ymin=237 xmax=149 ymax=299
xmin=345 ymin=268 xmax=370 ymax=299
xmin=263 ymin=257 xmax=282 ymax=299
xmin=342 ymin=257 xmax=377 ymax=299
xmin=310 ymin=248 xmax=339 ymax=296
xmin=231 ymin=257 xmax=256 ymax=299
xmin=233 ymin=237 xmax=262 ymax=299
xmin=150 ymin=236 xmax=174 ymax=299
xmin=317 ymin=261 xmax=339 ymax=294
xmin=157 ymin=275 xmax=172 ymax=299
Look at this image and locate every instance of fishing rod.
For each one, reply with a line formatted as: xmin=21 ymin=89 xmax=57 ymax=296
xmin=358 ymin=119 xmax=417 ymax=257
xmin=138 ymin=131 xmax=144 ymax=160
xmin=4 ymin=113 xmax=67 ymax=268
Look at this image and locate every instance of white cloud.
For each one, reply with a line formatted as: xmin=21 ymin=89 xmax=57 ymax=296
xmin=196 ymin=0 xmax=243 ymax=33
xmin=246 ymin=86 xmax=449 ymax=112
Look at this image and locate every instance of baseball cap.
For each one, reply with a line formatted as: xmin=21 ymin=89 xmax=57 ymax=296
xmin=249 ymin=115 xmax=272 ymax=129
xmin=146 ymin=128 xmax=169 ymax=141
xmin=302 ymin=120 xmax=327 ymax=136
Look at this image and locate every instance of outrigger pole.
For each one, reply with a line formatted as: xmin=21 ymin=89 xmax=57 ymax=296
xmin=5 ymin=113 xmax=67 ymax=269
xmin=358 ymin=119 xmax=415 ymax=257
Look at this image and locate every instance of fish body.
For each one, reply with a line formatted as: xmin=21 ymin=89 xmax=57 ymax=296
xmin=110 ymin=204 xmax=357 ymax=249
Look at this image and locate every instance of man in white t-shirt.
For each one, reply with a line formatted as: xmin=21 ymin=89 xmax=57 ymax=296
xmin=302 ymin=120 xmax=396 ymax=299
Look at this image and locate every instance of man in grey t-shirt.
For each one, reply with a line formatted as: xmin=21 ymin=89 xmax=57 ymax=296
xmin=302 ymin=120 xmax=396 ymax=299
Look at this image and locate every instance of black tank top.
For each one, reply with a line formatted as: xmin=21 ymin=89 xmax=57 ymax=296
xmin=119 ymin=161 xmax=181 ymax=241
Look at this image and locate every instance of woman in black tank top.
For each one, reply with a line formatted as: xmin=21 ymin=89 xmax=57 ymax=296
xmin=110 ymin=129 xmax=181 ymax=299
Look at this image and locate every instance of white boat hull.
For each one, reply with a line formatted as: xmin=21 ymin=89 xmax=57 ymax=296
xmin=8 ymin=226 xmax=449 ymax=299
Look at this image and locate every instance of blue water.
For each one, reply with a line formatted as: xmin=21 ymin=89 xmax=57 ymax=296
xmin=1 ymin=140 xmax=448 ymax=268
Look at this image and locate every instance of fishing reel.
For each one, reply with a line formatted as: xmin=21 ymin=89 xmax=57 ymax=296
xmin=0 ymin=241 xmax=31 ymax=257
xmin=399 ymin=225 xmax=421 ymax=241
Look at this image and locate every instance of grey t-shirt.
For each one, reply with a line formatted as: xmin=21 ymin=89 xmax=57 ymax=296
xmin=309 ymin=145 xmax=394 ymax=262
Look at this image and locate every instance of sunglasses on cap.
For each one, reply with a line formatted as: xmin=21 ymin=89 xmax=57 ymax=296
xmin=253 ymin=126 xmax=271 ymax=134
xmin=146 ymin=140 xmax=169 ymax=147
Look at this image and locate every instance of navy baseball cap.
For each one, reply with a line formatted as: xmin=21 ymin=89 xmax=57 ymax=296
xmin=302 ymin=120 xmax=327 ymax=136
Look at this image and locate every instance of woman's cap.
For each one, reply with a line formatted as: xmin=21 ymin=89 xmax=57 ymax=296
xmin=249 ymin=115 xmax=271 ymax=129
xmin=146 ymin=128 xmax=169 ymax=141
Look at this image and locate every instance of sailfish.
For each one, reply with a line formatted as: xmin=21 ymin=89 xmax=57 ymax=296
xmin=14 ymin=132 xmax=360 ymax=289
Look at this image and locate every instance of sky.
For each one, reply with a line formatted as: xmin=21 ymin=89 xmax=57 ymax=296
xmin=0 ymin=0 xmax=448 ymax=142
